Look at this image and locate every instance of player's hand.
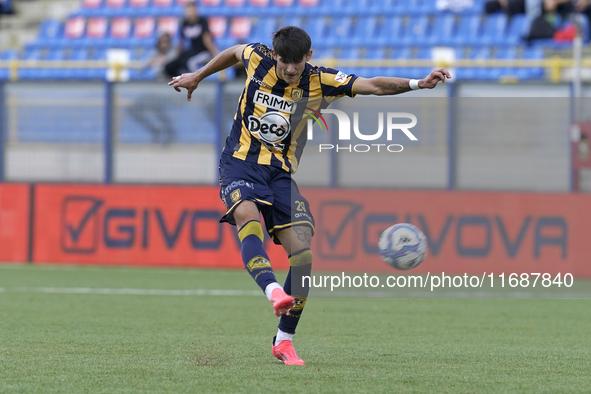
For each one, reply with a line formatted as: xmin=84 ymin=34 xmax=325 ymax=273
xmin=419 ymin=68 xmax=452 ymax=89
xmin=168 ymin=72 xmax=199 ymax=102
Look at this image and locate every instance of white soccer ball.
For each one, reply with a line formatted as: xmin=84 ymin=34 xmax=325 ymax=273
xmin=378 ymin=223 xmax=428 ymax=270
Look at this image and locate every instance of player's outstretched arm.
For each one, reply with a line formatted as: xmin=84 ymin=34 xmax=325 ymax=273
xmin=168 ymin=44 xmax=246 ymax=101
xmin=353 ymin=68 xmax=451 ymax=96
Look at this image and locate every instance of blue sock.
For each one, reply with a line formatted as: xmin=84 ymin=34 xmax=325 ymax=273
xmin=279 ymin=248 xmax=313 ymax=334
xmin=238 ymin=220 xmax=277 ymax=292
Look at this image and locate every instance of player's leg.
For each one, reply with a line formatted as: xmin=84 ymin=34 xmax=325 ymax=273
xmin=231 ymin=200 xmax=295 ymax=317
xmin=218 ymin=154 xmax=295 ymax=318
xmin=264 ymin=176 xmax=314 ymax=365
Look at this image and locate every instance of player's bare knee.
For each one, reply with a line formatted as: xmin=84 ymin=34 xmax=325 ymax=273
xmin=233 ymin=200 xmax=260 ymax=229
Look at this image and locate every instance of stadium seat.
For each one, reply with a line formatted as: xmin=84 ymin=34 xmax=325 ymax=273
xmin=302 ymin=17 xmax=328 ymax=47
xmin=410 ymin=47 xmax=434 ymax=79
xmin=323 ymin=16 xmax=353 ymax=47
xmin=491 ymin=46 xmax=517 ymax=80
xmin=157 ymin=16 xmax=180 ymax=38
xmin=150 ymin=0 xmax=174 ymax=16
xmin=37 ymin=20 xmax=64 ymax=46
xmin=107 ymin=17 xmax=133 ymax=47
xmin=359 ymin=46 xmax=388 ymax=77
xmin=62 ymin=16 xmax=87 ymax=48
xmin=69 ymin=48 xmax=93 ymax=79
xmin=200 ymin=0 xmax=222 ymax=16
xmin=222 ymin=0 xmax=247 ymax=17
xmin=452 ymin=15 xmax=482 ymax=46
xmin=518 ymin=46 xmax=544 ymax=80
xmin=18 ymin=48 xmax=43 ymax=80
xmin=388 ymin=46 xmax=412 ymax=77
xmin=42 ymin=48 xmax=68 ymax=79
xmin=249 ymin=17 xmax=278 ymax=44
xmin=83 ymin=0 xmax=103 ymax=9
xmin=506 ymin=14 xmax=527 ymax=45
xmin=229 ymin=16 xmax=251 ymax=41
xmin=133 ymin=16 xmax=157 ymax=46
xmin=336 ymin=46 xmax=361 ymax=76
xmin=479 ymin=14 xmax=508 ymax=46
xmin=375 ymin=16 xmax=403 ymax=46
xmin=208 ymin=16 xmax=228 ymax=40
xmin=456 ymin=46 xmax=491 ymax=80
xmin=82 ymin=17 xmax=109 ymax=47
xmin=351 ymin=16 xmax=379 ymax=46
xmin=427 ymin=14 xmax=455 ymax=46
xmin=282 ymin=16 xmax=304 ymax=29
xmin=400 ymin=15 xmax=430 ymax=46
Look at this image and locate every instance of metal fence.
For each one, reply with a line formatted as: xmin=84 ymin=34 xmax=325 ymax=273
xmin=0 ymin=80 xmax=585 ymax=192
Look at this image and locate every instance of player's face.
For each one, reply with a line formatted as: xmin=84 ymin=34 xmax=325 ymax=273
xmin=273 ymin=50 xmax=313 ymax=84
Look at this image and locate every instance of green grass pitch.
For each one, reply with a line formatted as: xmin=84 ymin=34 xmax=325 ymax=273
xmin=1 ymin=264 xmax=590 ymax=393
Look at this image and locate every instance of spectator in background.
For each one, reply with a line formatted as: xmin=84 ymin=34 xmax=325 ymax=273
xmin=144 ymin=32 xmax=176 ymax=80
xmin=165 ymin=1 xmax=218 ymax=77
xmin=128 ymin=33 xmax=177 ymax=145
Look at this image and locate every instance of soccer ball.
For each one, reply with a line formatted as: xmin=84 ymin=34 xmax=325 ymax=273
xmin=378 ymin=223 xmax=428 ymax=270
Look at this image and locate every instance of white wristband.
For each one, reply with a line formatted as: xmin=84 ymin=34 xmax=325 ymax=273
xmin=409 ymin=79 xmax=421 ymax=90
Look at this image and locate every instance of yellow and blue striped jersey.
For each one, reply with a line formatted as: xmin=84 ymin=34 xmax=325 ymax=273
xmin=222 ymin=43 xmax=358 ymax=173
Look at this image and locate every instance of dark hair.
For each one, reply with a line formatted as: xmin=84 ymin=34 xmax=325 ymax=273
xmin=272 ymin=26 xmax=312 ymax=63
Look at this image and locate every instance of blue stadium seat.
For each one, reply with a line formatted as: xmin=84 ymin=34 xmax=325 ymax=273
xmin=324 ymin=16 xmax=353 ymax=47
xmin=452 ymin=15 xmax=482 ymax=45
xmin=36 ymin=20 xmax=64 ymax=47
xmin=387 ymin=46 xmax=412 ymax=77
xmin=18 ymin=49 xmax=43 ymax=80
xmin=249 ymin=17 xmax=278 ymax=44
xmin=506 ymin=14 xmax=527 ymax=45
xmin=69 ymin=48 xmax=93 ymax=79
xmin=427 ymin=14 xmax=455 ymax=46
xmin=359 ymin=46 xmax=388 ymax=78
xmin=491 ymin=46 xmax=517 ymax=80
xmin=302 ymin=17 xmax=328 ymax=47
xmin=41 ymin=48 xmax=67 ymax=79
xmin=409 ymin=47 xmax=433 ymax=79
xmin=456 ymin=46 xmax=491 ymax=80
xmin=282 ymin=16 xmax=304 ymax=28
xmin=337 ymin=46 xmax=362 ymax=76
xmin=375 ymin=16 xmax=403 ymax=46
xmin=400 ymin=15 xmax=430 ymax=46
xmin=518 ymin=46 xmax=544 ymax=80
xmin=479 ymin=14 xmax=508 ymax=46
xmin=351 ymin=17 xmax=379 ymax=46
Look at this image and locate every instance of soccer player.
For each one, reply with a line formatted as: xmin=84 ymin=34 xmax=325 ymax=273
xmin=169 ymin=26 xmax=450 ymax=365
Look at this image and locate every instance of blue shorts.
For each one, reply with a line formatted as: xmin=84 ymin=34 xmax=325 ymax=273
xmin=218 ymin=154 xmax=315 ymax=244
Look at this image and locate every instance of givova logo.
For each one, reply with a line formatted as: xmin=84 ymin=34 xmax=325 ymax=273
xmin=305 ymin=109 xmax=418 ymax=153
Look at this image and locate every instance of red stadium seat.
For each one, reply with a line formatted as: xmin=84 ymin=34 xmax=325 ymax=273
xmin=129 ymin=0 xmax=150 ymax=7
xmin=105 ymin=0 xmax=126 ymax=8
xmin=152 ymin=0 xmax=173 ymax=7
xmin=111 ymin=17 xmax=132 ymax=38
xmin=157 ymin=16 xmax=179 ymax=36
xmin=226 ymin=0 xmax=246 ymax=7
xmin=201 ymin=0 xmax=221 ymax=5
xmin=209 ymin=16 xmax=228 ymax=39
xmin=135 ymin=16 xmax=155 ymax=39
xmin=250 ymin=0 xmax=269 ymax=7
xmin=298 ymin=0 xmax=318 ymax=6
xmin=65 ymin=16 xmax=86 ymax=39
xmin=87 ymin=17 xmax=108 ymax=39
xmin=229 ymin=17 xmax=251 ymax=39
xmin=274 ymin=0 xmax=294 ymax=5
xmin=83 ymin=0 xmax=102 ymax=8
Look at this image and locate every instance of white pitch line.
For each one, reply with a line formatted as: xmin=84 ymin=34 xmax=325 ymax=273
xmin=4 ymin=287 xmax=262 ymax=297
